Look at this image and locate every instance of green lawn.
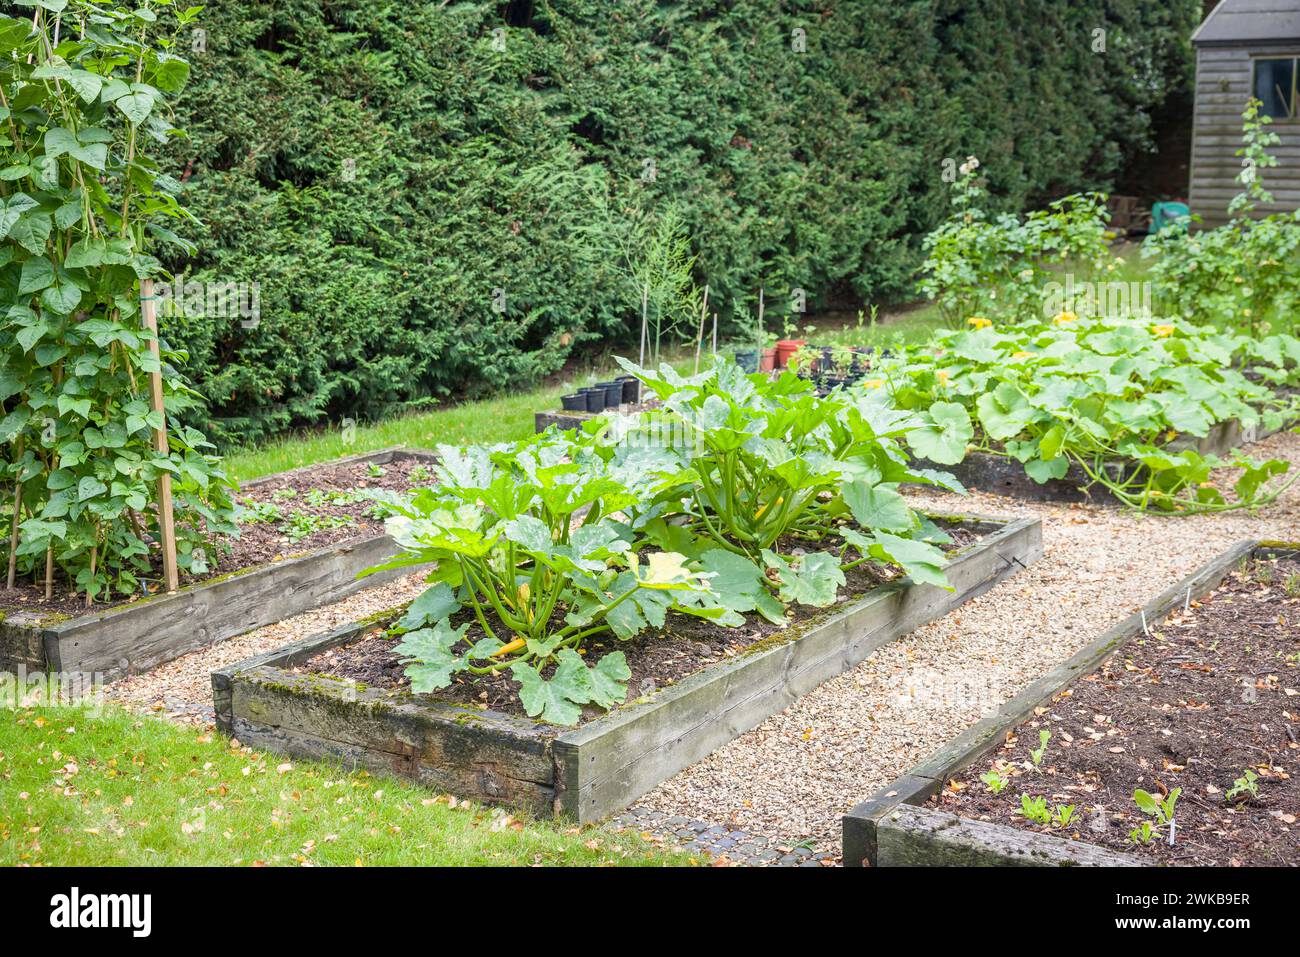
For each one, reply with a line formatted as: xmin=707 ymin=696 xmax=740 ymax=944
xmin=0 ymin=703 xmax=692 ymax=867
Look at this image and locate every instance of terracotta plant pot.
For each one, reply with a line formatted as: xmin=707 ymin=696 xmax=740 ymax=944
xmin=774 ymin=339 xmax=805 ymax=369
xmin=759 ymin=347 xmax=777 ymax=371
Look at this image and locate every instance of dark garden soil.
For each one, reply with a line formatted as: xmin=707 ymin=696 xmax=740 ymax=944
xmin=936 ymin=556 xmax=1300 ymax=866
xmin=0 ymin=452 xmax=435 ymax=618
xmin=303 ymin=524 xmax=979 ymax=725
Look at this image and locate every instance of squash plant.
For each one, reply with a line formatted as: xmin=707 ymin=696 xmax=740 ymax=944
xmin=612 ymin=358 xmax=959 ymax=591
xmin=368 ymin=434 xmax=744 ymax=725
xmin=880 ymin=314 xmax=1300 ymax=513
xmin=0 ymin=1 xmax=235 ymax=599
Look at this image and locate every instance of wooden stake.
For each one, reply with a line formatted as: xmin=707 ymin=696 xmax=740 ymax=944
xmin=711 ymin=310 xmax=718 ymax=357
xmin=693 ymin=284 xmax=710 ymax=374
xmin=141 ymin=278 xmax=179 ymax=593
xmin=44 ymin=543 xmax=52 ymax=600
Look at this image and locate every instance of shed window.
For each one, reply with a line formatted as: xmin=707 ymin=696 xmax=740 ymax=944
xmin=1254 ymin=57 xmax=1298 ymax=119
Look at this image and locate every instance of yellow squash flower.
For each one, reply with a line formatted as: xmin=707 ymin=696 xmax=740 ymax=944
xmin=967 ymin=316 xmax=992 ymax=330
xmin=864 ymin=378 xmax=885 ymax=389
xmin=1052 ymin=311 xmax=1077 ymax=326
xmin=1152 ymin=324 xmax=1175 ymax=338
xmin=936 ymin=370 xmax=950 ymax=384
xmin=1012 ymin=350 xmax=1035 ymax=359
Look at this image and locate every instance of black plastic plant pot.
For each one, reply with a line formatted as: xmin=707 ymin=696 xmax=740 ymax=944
xmin=733 ymin=349 xmax=759 ymax=373
xmin=598 ymin=381 xmax=623 ymax=408
xmin=561 ymin=393 xmax=587 ymax=412
xmin=617 ymin=375 xmax=640 ymax=404
xmin=579 ymin=388 xmax=605 ymax=413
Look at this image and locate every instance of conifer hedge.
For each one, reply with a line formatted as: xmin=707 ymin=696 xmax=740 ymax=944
xmin=165 ymin=0 xmax=1199 ymax=445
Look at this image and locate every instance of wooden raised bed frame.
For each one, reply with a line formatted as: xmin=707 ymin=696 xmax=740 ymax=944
xmin=213 ymin=513 xmax=1043 ymax=823
xmin=0 ymin=446 xmax=435 ymax=682
xmin=842 ymin=539 xmax=1296 ymax=867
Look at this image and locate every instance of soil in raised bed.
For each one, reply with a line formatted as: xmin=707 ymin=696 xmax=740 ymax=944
xmin=0 ymin=452 xmax=435 ymax=618
xmin=302 ymin=524 xmax=979 ymax=725
xmin=936 ymin=556 xmax=1300 ymax=866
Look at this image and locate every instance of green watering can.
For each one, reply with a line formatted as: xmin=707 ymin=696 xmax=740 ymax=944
xmin=1150 ymin=201 xmax=1191 ymax=234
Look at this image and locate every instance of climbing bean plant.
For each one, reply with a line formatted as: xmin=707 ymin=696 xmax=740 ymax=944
xmin=0 ymin=1 xmax=235 ymax=600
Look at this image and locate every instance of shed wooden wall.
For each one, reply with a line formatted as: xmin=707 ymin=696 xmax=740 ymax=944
xmin=1190 ymin=43 xmax=1300 ymax=226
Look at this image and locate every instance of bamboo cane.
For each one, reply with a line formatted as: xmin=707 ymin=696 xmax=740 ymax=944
xmin=693 ymin=285 xmax=710 ymax=373
xmin=639 ymin=283 xmax=649 ymax=366
xmin=6 ymin=436 xmax=22 ymax=590
xmin=140 ymin=279 xmax=179 ymax=592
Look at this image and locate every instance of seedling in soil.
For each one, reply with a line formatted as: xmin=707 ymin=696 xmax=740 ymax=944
xmin=409 ymin=465 xmax=433 ymax=484
xmin=237 ymin=499 xmax=284 ymax=525
xmin=283 ymin=512 xmax=351 ymax=543
xmin=1129 ymin=820 xmax=1155 ymax=845
xmin=1029 ymin=729 xmax=1051 ymax=769
xmin=272 ymin=488 xmax=298 ymax=501
xmin=1017 ymin=794 xmax=1052 ymax=826
xmin=367 ymin=464 xmax=388 ymax=478
xmin=1225 ymin=769 xmax=1260 ymax=804
xmin=1284 ymin=573 xmax=1300 ymax=598
xmin=1132 ymin=787 xmax=1181 ymax=846
xmin=980 ymin=768 xmax=1009 ymax=794
xmin=1051 ymin=804 xmax=1077 ymax=829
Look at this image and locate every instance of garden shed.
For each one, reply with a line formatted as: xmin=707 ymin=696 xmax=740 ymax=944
xmin=1190 ymin=0 xmax=1300 ymax=225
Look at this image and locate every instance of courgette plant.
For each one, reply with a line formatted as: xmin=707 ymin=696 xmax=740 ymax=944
xmin=882 ymin=314 xmax=1300 ymax=513
xmin=368 ymin=435 xmax=743 ymax=725
xmin=613 ymin=358 xmax=959 ymax=592
xmin=0 ymin=2 xmax=236 ymax=599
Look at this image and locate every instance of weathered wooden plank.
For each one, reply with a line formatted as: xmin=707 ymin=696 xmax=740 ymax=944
xmin=232 ymin=667 xmax=558 ymax=815
xmin=52 ymin=532 xmax=412 ymax=679
xmin=875 ymin=805 xmax=1139 ymax=867
xmin=212 ymin=613 xmax=398 ymax=733
xmin=554 ymin=517 xmax=1043 ymax=823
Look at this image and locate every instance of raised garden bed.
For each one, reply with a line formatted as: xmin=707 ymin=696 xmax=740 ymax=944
xmin=213 ymin=512 xmax=1042 ymax=822
xmin=843 ymin=539 xmax=1299 ymax=867
xmin=0 ymin=447 xmax=436 ymax=681
xmin=920 ymin=412 xmax=1295 ymax=503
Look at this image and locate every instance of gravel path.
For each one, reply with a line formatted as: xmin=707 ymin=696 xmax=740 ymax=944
xmin=105 ymin=572 xmax=429 ymax=724
xmin=103 ymin=431 xmax=1300 ymax=865
xmin=631 ymin=429 xmax=1300 ymax=861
